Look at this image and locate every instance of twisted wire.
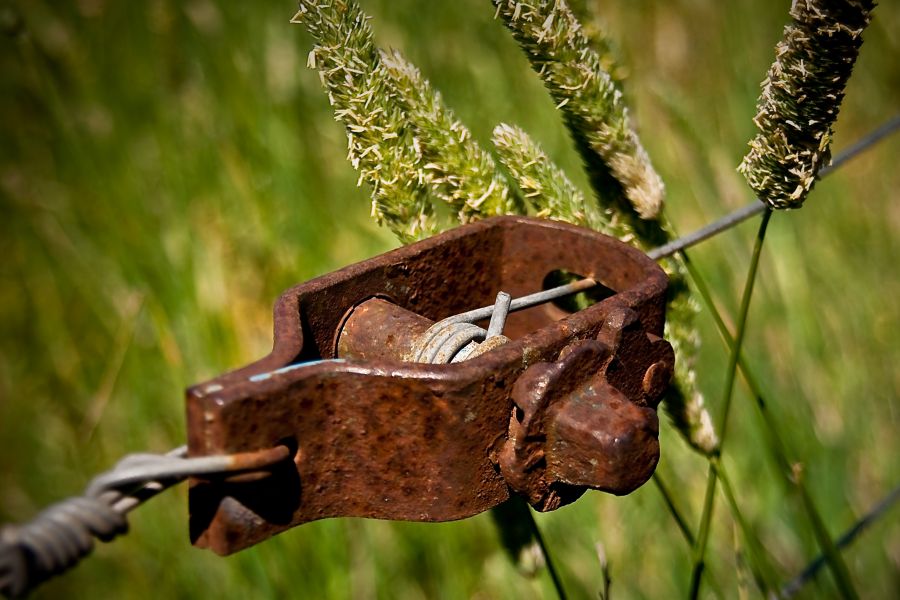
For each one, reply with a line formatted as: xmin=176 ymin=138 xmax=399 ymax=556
xmin=0 ymin=446 xmax=288 ymax=598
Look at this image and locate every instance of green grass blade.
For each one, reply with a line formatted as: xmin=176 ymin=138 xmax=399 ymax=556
xmin=653 ymin=474 xmax=695 ymax=546
xmin=712 ymin=208 xmax=771 ymax=446
xmin=522 ymin=504 xmax=568 ymax=600
xmin=689 ymin=464 xmax=719 ymax=598
xmin=654 ymin=474 xmax=731 ymax=599
xmin=795 ymin=484 xmax=859 ymax=599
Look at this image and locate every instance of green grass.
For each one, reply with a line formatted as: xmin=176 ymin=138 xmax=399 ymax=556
xmin=1 ymin=0 xmax=899 ymax=597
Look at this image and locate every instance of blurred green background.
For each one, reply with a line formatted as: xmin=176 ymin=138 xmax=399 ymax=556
xmin=1 ymin=0 xmax=898 ymax=597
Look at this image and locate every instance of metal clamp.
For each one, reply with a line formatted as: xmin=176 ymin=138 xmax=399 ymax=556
xmin=186 ymin=216 xmax=673 ymax=555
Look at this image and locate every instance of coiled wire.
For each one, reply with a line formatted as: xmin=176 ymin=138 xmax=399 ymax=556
xmin=412 ymin=291 xmax=512 ymax=364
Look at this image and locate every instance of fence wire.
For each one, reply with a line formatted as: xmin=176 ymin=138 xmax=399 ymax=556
xmin=1 ymin=117 xmax=898 ymax=599
xmin=0 ymin=446 xmax=290 ymax=598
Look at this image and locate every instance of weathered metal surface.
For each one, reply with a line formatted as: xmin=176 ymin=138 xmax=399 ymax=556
xmin=187 ymin=216 xmax=672 ymax=555
xmin=209 ymin=445 xmax=294 ymax=485
xmin=498 ymin=308 xmax=674 ymax=511
xmin=335 ymin=297 xmax=431 ymax=361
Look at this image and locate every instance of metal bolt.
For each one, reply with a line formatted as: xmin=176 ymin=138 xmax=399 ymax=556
xmin=642 ymin=360 xmax=673 ymax=400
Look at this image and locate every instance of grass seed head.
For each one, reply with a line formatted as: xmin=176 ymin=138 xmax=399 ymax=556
xmin=492 ymin=0 xmax=664 ymax=219
xmin=293 ymin=0 xmax=438 ymax=242
xmin=381 ymin=49 xmax=520 ymax=220
xmin=739 ymin=0 xmax=876 ymax=209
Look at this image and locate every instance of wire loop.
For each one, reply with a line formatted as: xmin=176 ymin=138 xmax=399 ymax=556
xmin=412 ymin=291 xmax=513 ymax=364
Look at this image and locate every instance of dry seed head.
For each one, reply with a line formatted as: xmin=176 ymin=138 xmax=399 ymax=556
xmin=493 ymin=0 xmax=664 ymax=219
xmin=380 ymin=49 xmax=520 ymax=220
xmin=663 ymin=271 xmax=718 ymax=455
xmin=493 ymin=123 xmax=618 ymax=234
xmin=491 ymin=126 xmax=712 ymax=452
xmin=493 ymin=0 xmax=713 ymax=453
xmin=293 ymin=0 xmax=438 ymax=242
xmin=739 ymin=0 xmax=875 ymax=209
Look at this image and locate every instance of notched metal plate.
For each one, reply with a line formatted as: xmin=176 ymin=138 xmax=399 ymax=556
xmin=187 ymin=216 xmax=669 ymax=555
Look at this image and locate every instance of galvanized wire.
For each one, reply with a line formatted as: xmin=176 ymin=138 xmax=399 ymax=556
xmin=413 ymin=291 xmax=513 ymax=363
xmin=434 ymin=278 xmax=596 ymax=325
xmin=649 ymin=114 xmax=900 ymax=261
xmin=381 ymin=116 xmax=900 ymax=341
xmin=0 ymin=446 xmax=289 ymax=598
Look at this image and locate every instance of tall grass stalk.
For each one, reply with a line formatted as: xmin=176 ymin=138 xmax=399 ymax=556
xmin=679 ymin=251 xmax=860 ymax=598
xmin=522 ymin=506 xmax=568 ymax=600
xmin=689 ymin=209 xmax=773 ymax=599
xmin=654 ymin=473 xmax=735 ymax=599
xmin=495 ymin=0 xmax=714 ymax=459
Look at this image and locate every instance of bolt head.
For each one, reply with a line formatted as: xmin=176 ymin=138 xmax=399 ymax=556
xmin=642 ymin=360 xmax=673 ymax=401
xmin=546 ymin=384 xmax=659 ymax=495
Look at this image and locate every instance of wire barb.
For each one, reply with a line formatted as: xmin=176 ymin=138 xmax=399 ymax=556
xmin=0 ymin=446 xmax=290 ymax=598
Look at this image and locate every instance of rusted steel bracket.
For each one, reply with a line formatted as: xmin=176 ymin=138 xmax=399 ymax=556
xmin=187 ymin=216 xmax=673 ymax=555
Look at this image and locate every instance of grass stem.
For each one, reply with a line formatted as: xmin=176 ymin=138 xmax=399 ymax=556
xmin=680 ymin=250 xmax=859 ymax=598
xmin=689 ymin=464 xmax=719 ymax=598
xmin=522 ymin=506 xmax=568 ymax=600
xmin=689 ymin=208 xmax=773 ymax=598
